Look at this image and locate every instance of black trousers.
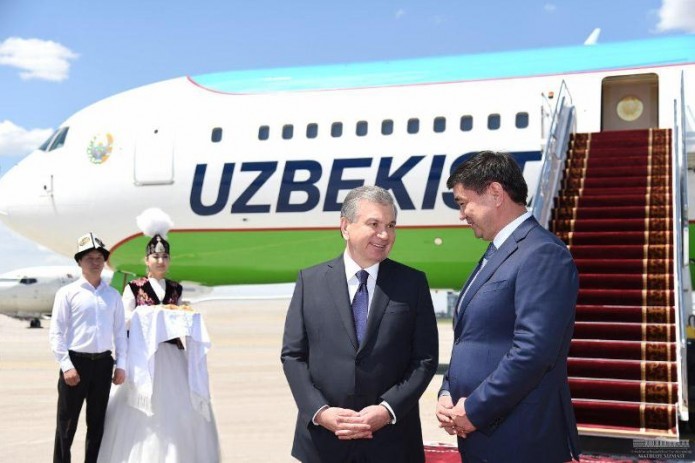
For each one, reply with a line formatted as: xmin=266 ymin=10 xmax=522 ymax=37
xmin=53 ymin=353 xmax=114 ymax=463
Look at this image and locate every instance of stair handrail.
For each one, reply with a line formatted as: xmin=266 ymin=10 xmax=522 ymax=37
xmin=531 ymin=80 xmax=575 ymax=227
xmin=673 ymin=70 xmax=692 ymax=421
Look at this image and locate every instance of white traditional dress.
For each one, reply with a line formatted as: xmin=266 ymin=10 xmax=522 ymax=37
xmin=97 ymin=277 xmax=220 ymax=463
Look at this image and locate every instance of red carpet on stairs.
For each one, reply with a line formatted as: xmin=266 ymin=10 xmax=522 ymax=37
xmin=551 ymin=128 xmax=679 ymax=438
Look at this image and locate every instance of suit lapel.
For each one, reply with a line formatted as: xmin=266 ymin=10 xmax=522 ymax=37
xmin=325 ymin=257 xmax=359 ymax=350
xmin=453 ymin=260 xmax=482 ymax=333
xmin=456 ymin=217 xmax=539 ymax=324
xmin=456 ymin=245 xmax=511 ymax=321
xmin=358 ymin=259 xmax=392 ymax=354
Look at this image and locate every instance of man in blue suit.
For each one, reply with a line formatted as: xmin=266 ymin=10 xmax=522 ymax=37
xmin=437 ymin=151 xmax=580 ymax=462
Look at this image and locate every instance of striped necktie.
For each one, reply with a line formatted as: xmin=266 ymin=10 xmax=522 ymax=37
xmin=483 ymin=242 xmax=497 ymax=262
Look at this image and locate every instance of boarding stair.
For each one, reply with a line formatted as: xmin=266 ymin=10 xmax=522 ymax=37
xmin=551 ymin=128 xmax=684 ymax=438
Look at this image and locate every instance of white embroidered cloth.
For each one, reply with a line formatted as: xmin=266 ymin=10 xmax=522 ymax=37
xmin=126 ymin=306 xmax=212 ymax=420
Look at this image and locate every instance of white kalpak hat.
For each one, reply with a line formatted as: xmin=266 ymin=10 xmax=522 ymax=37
xmin=74 ymin=232 xmax=110 ymax=263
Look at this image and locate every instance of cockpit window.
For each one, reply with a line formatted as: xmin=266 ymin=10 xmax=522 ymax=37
xmin=38 ymin=130 xmax=58 ymax=151
xmin=49 ymin=127 xmax=69 ymax=151
xmin=19 ymin=277 xmax=37 ymax=285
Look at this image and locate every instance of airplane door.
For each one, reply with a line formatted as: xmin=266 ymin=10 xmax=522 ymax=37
xmin=134 ymin=126 xmax=175 ymax=185
xmin=601 ymin=73 xmax=658 ymax=131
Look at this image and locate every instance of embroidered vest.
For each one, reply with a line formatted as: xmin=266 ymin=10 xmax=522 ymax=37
xmin=127 ymin=277 xmax=184 ymax=348
xmin=128 ymin=277 xmax=182 ymax=307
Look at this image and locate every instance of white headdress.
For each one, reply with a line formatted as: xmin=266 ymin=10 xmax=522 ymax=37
xmin=136 ymin=208 xmax=174 ymax=238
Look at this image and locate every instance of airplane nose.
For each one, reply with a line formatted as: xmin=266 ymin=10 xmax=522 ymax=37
xmin=0 ymin=147 xmax=108 ymax=258
xmin=0 ymin=169 xmax=11 ymax=218
xmin=0 ymin=166 xmax=19 ymax=219
xmin=0 ymin=152 xmax=57 ymax=239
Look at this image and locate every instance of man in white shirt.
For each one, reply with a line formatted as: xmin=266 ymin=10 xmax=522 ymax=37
xmin=49 ymin=233 xmax=127 ymax=463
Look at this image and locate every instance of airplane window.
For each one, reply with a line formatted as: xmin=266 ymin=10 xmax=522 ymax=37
xmin=306 ymin=123 xmax=318 ymax=139
xmin=515 ymin=112 xmax=529 ymax=129
xmin=331 ymin=122 xmax=343 ymax=138
xmin=39 ymin=130 xmax=58 ymax=151
xmin=282 ymin=124 xmax=294 ymax=140
xmin=460 ymin=116 xmax=473 ymax=132
xmin=487 ymin=114 xmax=501 ymax=130
xmin=356 ymin=121 xmax=368 ymax=137
xmin=19 ymin=277 xmax=37 ymax=285
xmin=381 ymin=120 xmax=393 ymax=135
xmin=49 ymin=127 xmax=69 ymax=151
xmin=433 ymin=117 xmax=446 ymax=133
xmin=211 ymin=127 xmax=223 ymax=143
xmin=258 ymin=125 xmax=269 ymax=140
xmin=407 ymin=118 xmax=419 ymax=134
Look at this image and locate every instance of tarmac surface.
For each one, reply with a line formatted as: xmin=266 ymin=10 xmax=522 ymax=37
xmin=0 ymin=298 xmax=456 ymax=462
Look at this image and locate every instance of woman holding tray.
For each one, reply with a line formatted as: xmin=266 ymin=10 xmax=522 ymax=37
xmin=98 ymin=209 xmax=220 ymax=463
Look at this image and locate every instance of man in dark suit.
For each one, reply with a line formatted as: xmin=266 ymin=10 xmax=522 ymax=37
xmin=282 ymin=185 xmax=438 ymax=463
xmin=436 ymin=151 xmax=580 ymax=462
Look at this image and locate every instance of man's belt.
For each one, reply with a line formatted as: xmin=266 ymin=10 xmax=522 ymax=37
xmin=69 ymin=350 xmax=112 ymax=360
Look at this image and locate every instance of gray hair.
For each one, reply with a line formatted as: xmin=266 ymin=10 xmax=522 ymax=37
xmin=340 ymin=185 xmax=397 ymax=222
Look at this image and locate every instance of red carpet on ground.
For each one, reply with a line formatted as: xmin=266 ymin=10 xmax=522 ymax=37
xmin=424 ymin=444 xmax=659 ymax=462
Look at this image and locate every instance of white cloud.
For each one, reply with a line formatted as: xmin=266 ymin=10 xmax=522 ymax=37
xmin=0 ymin=37 xmax=78 ymax=82
xmin=395 ymin=9 xmax=405 ymax=19
xmin=0 ymin=120 xmax=53 ymax=157
xmin=544 ymin=3 xmax=557 ymax=12
xmin=656 ymin=0 xmax=695 ymax=33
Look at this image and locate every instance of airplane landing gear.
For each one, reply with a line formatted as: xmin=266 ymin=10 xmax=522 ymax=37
xmin=29 ymin=318 xmax=42 ymax=329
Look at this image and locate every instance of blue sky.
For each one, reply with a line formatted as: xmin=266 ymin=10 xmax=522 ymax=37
xmin=0 ymin=0 xmax=693 ymax=272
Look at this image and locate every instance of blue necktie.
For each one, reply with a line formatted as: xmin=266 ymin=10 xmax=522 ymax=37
xmin=352 ymin=270 xmax=369 ymax=345
xmin=483 ymin=242 xmax=497 ymax=262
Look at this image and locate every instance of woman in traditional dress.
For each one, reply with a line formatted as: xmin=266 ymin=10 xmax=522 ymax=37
xmin=98 ymin=209 xmax=220 ymax=463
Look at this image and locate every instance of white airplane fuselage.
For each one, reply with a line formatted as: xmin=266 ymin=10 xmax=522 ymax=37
xmin=0 ymin=36 xmax=693 ymax=287
xmin=0 ymin=266 xmax=80 ymax=319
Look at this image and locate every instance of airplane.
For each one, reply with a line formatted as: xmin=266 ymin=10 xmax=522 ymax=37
xmin=0 ymin=35 xmax=691 ymax=290
xmin=0 ymin=266 xmax=99 ymax=327
xmin=0 ymin=34 xmax=693 ymax=449
xmin=0 ymin=265 xmax=213 ymax=327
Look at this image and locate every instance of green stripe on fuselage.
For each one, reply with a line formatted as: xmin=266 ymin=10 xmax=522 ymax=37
xmin=110 ymin=225 xmax=695 ymax=289
xmin=109 ymin=227 xmax=485 ymax=288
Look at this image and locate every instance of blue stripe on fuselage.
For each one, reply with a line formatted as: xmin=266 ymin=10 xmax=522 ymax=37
xmin=190 ymin=36 xmax=695 ymax=94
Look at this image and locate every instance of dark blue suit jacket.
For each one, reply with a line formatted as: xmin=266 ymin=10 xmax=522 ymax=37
xmin=441 ymin=217 xmax=580 ymax=462
xmin=282 ymin=256 xmax=438 ymax=463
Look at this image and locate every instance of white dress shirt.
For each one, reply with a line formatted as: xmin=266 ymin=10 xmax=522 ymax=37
xmin=312 ymin=254 xmax=397 ymax=425
xmin=49 ymin=276 xmax=127 ymax=372
xmin=491 ymin=211 xmax=532 ymax=252
xmin=344 ymin=252 xmax=397 ymax=423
